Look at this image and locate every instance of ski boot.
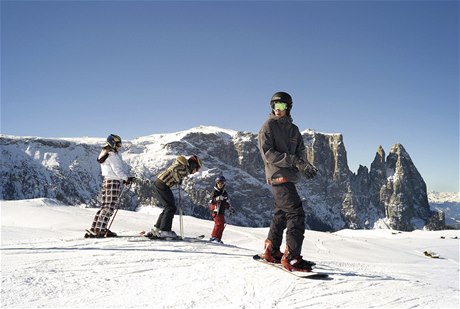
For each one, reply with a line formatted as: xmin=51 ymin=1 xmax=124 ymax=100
xmin=84 ymin=231 xmax=95 ymax=238
xmin=143 ymin=227 xmax=160 ymax=239
xmin=281 ymin=246 xmax=316 ymax=272
xmin=104 ymin=229 xmax=117 ymax=237
xmin=84 ymin=229 xmax=117 ymax=238
xmin=157 ymin=230 xmax=178 ymax=239
xmin=210 ymin=237 xmax=224 ymax=244
xmin=260 ymin=239 xmax=283 ymax=263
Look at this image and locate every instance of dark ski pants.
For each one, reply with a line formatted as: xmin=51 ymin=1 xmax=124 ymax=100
xmin=267 ymin=182 xmax=305 ymax=257
xmin=91 ymin=179 xmax=121 ymax=234
xmin=154 ymin=179 xmax=176 ymax=231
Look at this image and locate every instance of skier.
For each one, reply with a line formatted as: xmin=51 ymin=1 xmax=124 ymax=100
xmin=85 ymin=134 xmax=135 ymax=238
xmin=209 ymin=175 xmax=234 ymax=244
xmin=150 ymin=155 xmax=202 ymax=239
xmin=258 ymin=91 xmax=318 ymax=272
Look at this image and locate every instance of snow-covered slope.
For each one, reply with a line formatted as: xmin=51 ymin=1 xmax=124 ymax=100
xmin=1 ymin=199 xmax=459 ymax=308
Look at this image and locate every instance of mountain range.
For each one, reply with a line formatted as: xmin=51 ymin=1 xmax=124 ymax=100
xmin=0 ymin=126 xmax=447 ymax=231
xmin=428 ymin=191 xmax=460 ymax=229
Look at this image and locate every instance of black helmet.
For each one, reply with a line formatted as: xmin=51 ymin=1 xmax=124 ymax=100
xmin=270 ymin=92 xmax=293 ymax=116
xmin=270 ymin=91 xmax=292 ymax=109
xmin=188 ymin=155 xmax=202 ymax=171
xmin=105 ymin=134 xmax=122 ymax=149
xmin=215 ymin=175 xmax=226 ymax=183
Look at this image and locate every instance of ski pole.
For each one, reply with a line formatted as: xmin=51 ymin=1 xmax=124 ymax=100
xmin=105 ymin=182 xmax=132 ymax=236
xmin=178 ymin=185 xmax=184 ymax=239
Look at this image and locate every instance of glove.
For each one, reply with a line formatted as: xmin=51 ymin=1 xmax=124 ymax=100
xmin=303 ymin=163 xmax=318 ymax=179
xmin=124 ymin=176 xmax=136 ymax=185
xmin=293 ymin=157 xmax=318 ymax=179
xmin=215 ymin=195 xmax=225 ymax=201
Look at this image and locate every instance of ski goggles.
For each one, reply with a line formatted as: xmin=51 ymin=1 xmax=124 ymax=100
xmin=273 ymin=102 xmax=288 ymax=111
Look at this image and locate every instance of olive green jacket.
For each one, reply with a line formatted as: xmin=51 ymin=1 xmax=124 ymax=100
xmin=157 ymin=156 xmax=190 ymax=188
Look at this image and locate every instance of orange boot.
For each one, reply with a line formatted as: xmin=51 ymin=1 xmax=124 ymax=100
xmin=260 ymin=239 xmax=283 ymax=263
xmin=281 ymin=246 xmax=316 ymax=272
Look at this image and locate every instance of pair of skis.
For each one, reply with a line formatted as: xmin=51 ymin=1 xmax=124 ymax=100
xmin=252 ymin=254 xmax=329 ymax=280
xmin=84 ymin=229 xmax=205 ymax=242
xmin=136 ymin=230 xmax=205 ymax=242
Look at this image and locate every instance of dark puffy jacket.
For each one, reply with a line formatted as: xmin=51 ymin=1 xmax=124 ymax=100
xmin=209 ymin=187 xmax=230 ymax=215
xmin=258 ymin=114 xmax=306 ymax=184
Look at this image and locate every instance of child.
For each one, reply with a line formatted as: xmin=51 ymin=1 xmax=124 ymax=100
xmin=209 ymin=176 xmax=234 ymax=244
xmin=150 ymin=155 xmax=202 ymax=239
xmin=85 ymin=134 xmax=135 ymax=238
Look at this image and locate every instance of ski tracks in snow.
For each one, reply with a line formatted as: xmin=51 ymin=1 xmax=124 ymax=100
xmin=2 ymin=230 xmax=459 ymax=308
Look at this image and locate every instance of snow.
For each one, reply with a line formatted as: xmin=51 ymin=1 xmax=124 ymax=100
xmin=132 ymin=125 xmax=238 ymax=145
xmin=2 ymin=198 xmax=459 ymax=309
xmin=429 ymin=191 xmax=460 ymax=204
xmin=301 ymin=128 xmax=341 ymax=136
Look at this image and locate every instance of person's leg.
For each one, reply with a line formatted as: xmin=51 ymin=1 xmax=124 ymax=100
xmin=92 ymin=179 xmax=121 ymax=235
xmin=154 ymin=181 xmax=176 ymax=231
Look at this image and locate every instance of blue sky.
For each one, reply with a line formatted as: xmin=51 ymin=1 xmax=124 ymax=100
xmin=1 ymin=0 xmax=458 ymax=192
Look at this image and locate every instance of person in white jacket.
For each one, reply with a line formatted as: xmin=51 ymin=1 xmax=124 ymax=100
xmin=85 ymin=134 xmax=135 ymax=238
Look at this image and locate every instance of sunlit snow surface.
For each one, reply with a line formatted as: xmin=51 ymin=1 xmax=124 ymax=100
xmin=1 ymin=198 xmax=459 ymax=308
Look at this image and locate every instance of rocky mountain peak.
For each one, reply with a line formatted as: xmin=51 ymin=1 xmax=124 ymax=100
xmin=374 ymin=145 xmax=386 ymax=163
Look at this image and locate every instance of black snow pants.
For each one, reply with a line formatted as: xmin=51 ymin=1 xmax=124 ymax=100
xmin=267 ymin=182 xmax=305 ymax=257
xmin=154 ymin=179 xmax=176 ymax=231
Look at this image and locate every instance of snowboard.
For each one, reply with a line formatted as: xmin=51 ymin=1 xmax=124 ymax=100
xmin=253 ymin=254 xmax=329 ymax=279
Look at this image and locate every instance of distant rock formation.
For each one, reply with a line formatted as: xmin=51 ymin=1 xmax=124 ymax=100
xmin=0 ymin=126 xmax=445 ymax=231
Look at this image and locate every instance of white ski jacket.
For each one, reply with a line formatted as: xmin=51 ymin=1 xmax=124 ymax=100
xmin=99 ymin=150 xmax=128 ymax=182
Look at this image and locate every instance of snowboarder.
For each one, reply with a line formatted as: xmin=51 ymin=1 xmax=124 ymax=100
xmin=85 ymin=134 xmax=135 ymax=238
xmin=209 ymin=175 xmax=234 ymax=244
xmin=150 ymin=155 xmax=202 ymax=239
xmin=258 ymin=91 xmax=318 ymax=272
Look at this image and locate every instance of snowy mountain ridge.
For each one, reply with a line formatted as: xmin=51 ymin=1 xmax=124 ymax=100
xmin=429 ymin=191 xmax=460 ymax=229
xmin=0 ymin=125 xmax=446 ymax=231
xmin=428 ymin=191 xmax=460 ymax=203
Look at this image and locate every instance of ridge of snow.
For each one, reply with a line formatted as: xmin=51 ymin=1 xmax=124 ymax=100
xmin=2 ymin=125 xmax=341 ymax=144
xmin=301 ymin=128 xmax=341 ymax=136
xmin=428 ymin=191 xmax=460 ymax=203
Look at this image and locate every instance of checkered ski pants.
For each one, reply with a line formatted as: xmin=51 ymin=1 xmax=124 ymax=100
xmin=90 ymin=179 xmax=121 ymax=234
